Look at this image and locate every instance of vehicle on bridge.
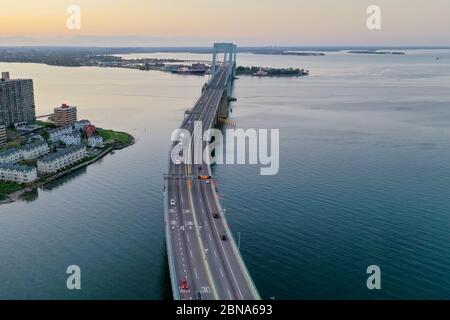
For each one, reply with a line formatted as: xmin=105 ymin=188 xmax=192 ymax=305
xmin=170 ymin=199 xmax=176 ymax=206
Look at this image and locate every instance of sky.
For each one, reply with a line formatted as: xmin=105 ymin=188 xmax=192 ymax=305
xmin=1 ymin=0 xmax=450 ymax=47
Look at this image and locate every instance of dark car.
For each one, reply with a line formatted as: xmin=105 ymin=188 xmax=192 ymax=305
xmin=213 ymin=213 xmax=220 ymax=219
xmin=220 ymin=234 xmax=227 ymax=241
xmin=197 ymin=292 xmax=203 ymax=300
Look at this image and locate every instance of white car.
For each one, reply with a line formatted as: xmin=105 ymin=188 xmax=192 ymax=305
xmin=170 ymin=199 xmax=176 ymax=206
xmin=175 ymin=159 xmax=182 ymax=165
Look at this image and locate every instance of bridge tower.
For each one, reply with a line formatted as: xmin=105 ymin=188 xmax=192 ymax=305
xmin=211 ymin=43 xmax=237 ymax=121
xmin=211 ymin=43 xmax=237 ymax=98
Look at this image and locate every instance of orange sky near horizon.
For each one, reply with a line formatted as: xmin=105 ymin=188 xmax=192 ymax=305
xmin=1 ymin=0 xmax=450 ymax=46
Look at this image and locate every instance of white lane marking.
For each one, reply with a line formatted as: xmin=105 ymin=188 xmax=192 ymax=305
xmin=220 ymin=268 xmax=224 ymax=278
xmin=190 ymin=250 xmax=193 ymax=259
xmin=194 ymin=268 xmax=199 ymax=279
xmin=186 ymin=234 xmax=190 ymax=243
xmin=228 ymin=290 xmax=232 ymax=299
xmin=214 ymin=250 xmax=218 ymax=258
xmin=209 ymin=233 xmax=212 ymax=241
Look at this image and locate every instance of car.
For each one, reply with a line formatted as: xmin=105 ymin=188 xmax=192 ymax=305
xmin=213 ymin=213 xmax=220 ymax=219
xmin=175 ymin=159 xmax=181 ymax=165
xmin=180 ymin=279 xmax=189 ymax=290
xmin=196 ymin=292 xmax=203 ymax=300
xmin=170 ymin=199 xmax=176 ymax=206
xmin=205 ymin=179 xmax=210 ymax=184
xmin=220 ymin=234 xmax=227 ymax=241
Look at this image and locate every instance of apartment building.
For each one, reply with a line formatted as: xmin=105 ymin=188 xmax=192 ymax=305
xmin=59 ymin=133 xmax=81 ymax=146
xmin=87 ymin=135 xmax=104 ymax=148
xmin=48 ymin=126 xmax=73 ymax=143
xmin=0 ymin=163 xmax=37 ymax=184
xmin=0 ymin=141 xmax=49 ymax=163
xmin=53 ymin=104 xmax=77 ymax=126
xmin=37 ymin=145 xmax=86 ymax=174
xmin=0 ymin=72 xmax=36 ymax=127
xmin=0 ymin=125 xmax=6 ymax=148
xmin=20 ymin=141 xmax=50 ymax=160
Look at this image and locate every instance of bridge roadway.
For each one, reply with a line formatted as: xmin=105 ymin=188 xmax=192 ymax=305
xmin=165 ymin=65 xmax=260 ymax=300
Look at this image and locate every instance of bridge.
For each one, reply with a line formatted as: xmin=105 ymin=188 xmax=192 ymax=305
xmin=163 ymin=43 xmax=260 ymax=300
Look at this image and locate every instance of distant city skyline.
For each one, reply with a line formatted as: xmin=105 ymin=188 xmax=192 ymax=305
xmin=1 ymin=0 xmax=450 ymax=47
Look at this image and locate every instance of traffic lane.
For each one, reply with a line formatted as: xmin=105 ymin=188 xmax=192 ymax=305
xmin=177 ymin=170 xmax=216 ymax=300
xmin=168 ymin=178 xmax=196 ymax=300
xmin=174 ymin=164 xmax=214 ymax=300
xmin=191 ymin=175 xmax=236 ymax=300
xmin=203 ymin=182 xmax=256 ymax=299
xmin=198 ymin=179 xmax=247 ymax=300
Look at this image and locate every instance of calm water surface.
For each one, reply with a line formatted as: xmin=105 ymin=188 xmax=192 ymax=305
xmin=1 ymin=50 xmax=449 ymax=299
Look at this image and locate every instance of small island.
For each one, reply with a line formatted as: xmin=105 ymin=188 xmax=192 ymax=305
xmin=252 ymin=50 xmax=325 ymax=57
xmin=236 ymin=66 xmax=309 ymax=77
xmin=348 ymin=50 xmax=406 ymax=55
xmin=0 ymin=107 xmax=134 ymax=204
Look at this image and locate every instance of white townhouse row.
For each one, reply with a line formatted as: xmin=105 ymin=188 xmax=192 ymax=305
xmin=47 ymin=120 xmax=91 ymax=143
xmin=20 ymin=141 xmax=50 ymax=160
xmin=73 ymin=120 xmax=91 ymax=131
xmin=37 ymin=145 xmax=86 ymax=174
xmin=48 ymin=125 xmax=73 ymax=143
xmin=0 ymin=141 xmax=49 ymax=163
xmin=60 ymin=133 xmax=82 ymax=146
xmin=87 ymin=135 xmax=104 ymax=148
xmin=0 ymin=163 xmax=37 ymax=183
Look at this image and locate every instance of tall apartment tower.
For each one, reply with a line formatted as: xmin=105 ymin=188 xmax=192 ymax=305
xmin=0 ymin=125 xmax=6 ymax=148
xmin=0 ymin=72 xmax=36 ymax=127
xmin=54 ymin=103 xmax=77 ymax=126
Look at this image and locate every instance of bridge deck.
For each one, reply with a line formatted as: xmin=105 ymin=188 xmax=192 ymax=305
xmin=164 ymin=64 xmax=260 ymax=300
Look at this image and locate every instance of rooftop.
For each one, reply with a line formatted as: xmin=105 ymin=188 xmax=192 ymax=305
xmin=60 ymin=133 xmax=81 ymax=139
xmin=18 ymin=141 xmax=48 ymax=152
xmin=0 ymin=72 xmax=31 ymax=83
xmin=48 ymin=125 xmax=73 ymax=135
xmin=55 ymin=103 xmax=76 ymax=110
xmin=0 ymin=148 xmax=20 ymax=158
xmin=38 ymin=145 xmax=85 ymax=163
xmin=0 ymin=163 xmax=35 ymax=172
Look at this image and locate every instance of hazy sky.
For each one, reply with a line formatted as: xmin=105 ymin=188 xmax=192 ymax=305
xmin=1 ymin=0 xmax=450 ymax=46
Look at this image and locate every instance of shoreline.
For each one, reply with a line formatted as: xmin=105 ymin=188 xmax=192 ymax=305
xmin=0 ymin=132 xmax=135 ymax=205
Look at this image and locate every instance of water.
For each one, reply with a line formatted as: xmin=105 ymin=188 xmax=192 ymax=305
xmin=1 ymin=50 xmax=450 ymax=299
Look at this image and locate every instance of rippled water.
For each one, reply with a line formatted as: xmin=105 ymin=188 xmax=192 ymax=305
xmin=1 ymin=50 xmax=450 ymax=299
